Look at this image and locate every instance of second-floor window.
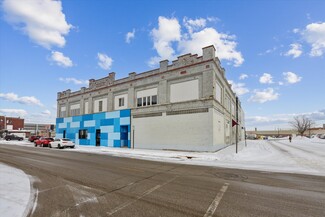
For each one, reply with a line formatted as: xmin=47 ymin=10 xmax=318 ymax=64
xmin=119 ymin=98 xmax=124 ymax=107
xmin=137 ymin=95 xmax=157 ymax=107
xmin=98 ymin=100 xmax=103 ymax=112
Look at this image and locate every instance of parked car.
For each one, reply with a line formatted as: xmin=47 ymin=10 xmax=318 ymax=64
xmin=29 ymin=135 xmax=41 ymax=142
xmin=34 ymin=137 xmax=54 ymax=147
xmin=50 ymin=138 xmax=75 ymax=149
xmin=5 ymin=134 xmax=24 ymax=141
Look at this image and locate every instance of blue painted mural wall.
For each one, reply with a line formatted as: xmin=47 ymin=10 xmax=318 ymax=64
xmin=56 ymin=109 xmax=131 ymax=147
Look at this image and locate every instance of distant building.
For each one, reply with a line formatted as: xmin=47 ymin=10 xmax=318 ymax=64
xmin=24 ymin=123 xmax=56 ymax=137
xmin=0 ymin=116 xmax=27 ymax=138
xmin=56 ymin=45 xmax=245 ymax=151
xmin=0 ymin=116 xmax=24 ymax=131
xmin=247 ymin=124 xmax=325 ymax=138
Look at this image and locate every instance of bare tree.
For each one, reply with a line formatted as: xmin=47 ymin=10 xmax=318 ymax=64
xmin=290 ymin=116 xmax=314 ymax=136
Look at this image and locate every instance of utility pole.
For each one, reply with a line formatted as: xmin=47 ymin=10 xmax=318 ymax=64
xmin=235 ymin=96 xmax=238 ymax=154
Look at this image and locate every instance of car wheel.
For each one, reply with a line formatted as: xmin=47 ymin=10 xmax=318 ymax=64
xmin=58 ymin=144 xmax=61 ymax=149
xmin=7 ymin=139 xmax=11 ymax=141
xmin=48 ymin=144 xmax=52 ymax=148
xmin=71 ymin=145 xmax=75 ymax=149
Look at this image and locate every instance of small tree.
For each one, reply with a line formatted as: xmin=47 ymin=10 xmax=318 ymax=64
xmin=290 ymin=116 xmax=314 ymax=136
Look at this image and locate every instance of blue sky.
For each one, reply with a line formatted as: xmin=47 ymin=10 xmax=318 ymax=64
xmin=0 ymin=0 xmax=324 ymax=130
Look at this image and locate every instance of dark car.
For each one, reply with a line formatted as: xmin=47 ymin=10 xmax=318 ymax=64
xmin=34 ymin=137 xmax=54 ymax=147
xmin=29 ymin=135 xmax=41 ymax=142
xmin=5 ymin=134 xmax=24 ymax=141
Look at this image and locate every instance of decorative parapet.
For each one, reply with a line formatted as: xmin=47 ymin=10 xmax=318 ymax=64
xmin=58 ymin=45 xmax=222 ymax=99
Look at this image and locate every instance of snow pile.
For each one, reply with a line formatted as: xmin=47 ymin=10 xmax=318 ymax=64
xmin=0 ymin=163 xmax=32 ymax=217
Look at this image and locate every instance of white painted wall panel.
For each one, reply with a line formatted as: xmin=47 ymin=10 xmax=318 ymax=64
xmin=213 ymin=109 xmax=226 ymax=147
xmin=170 ymin=79 xmax=199 ymax=103
xmin=132 ymin=110 xmax=217 ymax=151
xmin=136 ymin=88 xmax=157 ymax=98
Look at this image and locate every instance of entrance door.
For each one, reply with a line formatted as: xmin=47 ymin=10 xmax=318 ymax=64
xmin=63 ymin=130 xmax=66 ymax=138
xmin=120 ymin=126 xmax=128 ymax=147
xmin=96 ymin=129 xmax=101 ymax=146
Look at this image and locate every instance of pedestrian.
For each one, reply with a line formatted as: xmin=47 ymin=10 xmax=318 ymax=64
xmin=289 ymin=135 xmax=292 ymax=143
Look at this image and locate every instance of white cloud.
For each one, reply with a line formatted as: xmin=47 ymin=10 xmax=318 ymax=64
xmin=2 ymin=0 xmax=72 ymax=49
xmin=239 ymin=73 xmax=248 ymax=80
xmin=246 ymin=109 xmax=325 ymax=130
xmin=284 ymin=43 xmax=302 ymax=58
xmin=125 ymin=29 xmax=135 ymax=43
xmin=149 ymin=16 xmax=244 ymax=67
xmin=0 ymin=92 xmax=43 ymax=106
xmin=178 ymin=27 xmax=244 ymax=67
xmin=228 ymin=80 xmax=249 ymax=96
xmin=249 ymin=88 xmax=279 ymax=103
xmin=97 ymin=53 xmax=113 ymax=70
xmin=283 ymin=72 xmax=302 ymax=84
xmin=149 ymin=16 xmax=181 ymax=66
xmin=259 ymin=73 xmax=273 ymax=84
xmin=50 ymin=51 xmax=73 ymax=67
xmin=183 ymin=17 xmax=207 ymax=33
xmin=0 ymin=109 xmax=28 ymax=117
xmin=59 ymin=77 xmax=89 ymax=85
xmin=301 ymin=22 xmax=325 ymax=57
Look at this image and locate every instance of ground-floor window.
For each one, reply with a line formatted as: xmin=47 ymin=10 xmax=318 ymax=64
xmin=79 ymin=129 xmax=88 ymax=139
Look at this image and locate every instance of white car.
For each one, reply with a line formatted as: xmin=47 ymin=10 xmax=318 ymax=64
xmin=50 ymin=138 xmax=75 ymax=149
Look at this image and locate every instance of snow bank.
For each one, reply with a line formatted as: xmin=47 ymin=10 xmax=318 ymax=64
xmin=0 ymin=163 xmax=32 ymax=217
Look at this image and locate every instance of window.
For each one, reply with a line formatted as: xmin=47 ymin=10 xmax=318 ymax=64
xmin=137 ymin=98 xmax=142 ymax=107
xmin=147 ymin=96 xmax=151 ymax=105
xmin=137 ymin=95 xmax=157 ymax=107
xmin=79 ymin=129 xmax=88 ymax=139
xmin=119 ymin=97 xmax=124 ymax=107
xmin=70 ymin=108 xmax=80 ymax=116
xmin=143 ymin=97 xmax=147 ymax=106
xmin=152 ymin=95 xmax=157 ymax=105
xmin=98 ymin=101 xmax=103 ymax=112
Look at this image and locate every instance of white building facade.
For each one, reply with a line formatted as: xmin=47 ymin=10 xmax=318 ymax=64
xmin=56 ymin=45 xmax=245 ymax=151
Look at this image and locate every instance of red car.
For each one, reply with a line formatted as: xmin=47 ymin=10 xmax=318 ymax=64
xmin=34 ymin=137 xmax=54 ymax=147
xmin=29 ymin=135 xmax=41 ymax=142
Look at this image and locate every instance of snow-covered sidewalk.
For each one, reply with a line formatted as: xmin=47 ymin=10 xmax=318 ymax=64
xmin=58 ymin=137 xmax=325 ymax=176
xmin=0 ymin=163 xmax=32 ymax=217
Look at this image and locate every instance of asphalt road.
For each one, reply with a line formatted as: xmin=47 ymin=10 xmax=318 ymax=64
xmin=0 ymin=143 xmax=324 ymax=217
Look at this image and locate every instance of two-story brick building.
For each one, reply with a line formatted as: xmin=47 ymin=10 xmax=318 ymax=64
xmin=56 ymin=45 xmax=245 ymax=151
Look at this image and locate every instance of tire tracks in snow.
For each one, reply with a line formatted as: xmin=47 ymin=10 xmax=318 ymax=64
xmin=268 ymin=141 xmax=325 ymax=173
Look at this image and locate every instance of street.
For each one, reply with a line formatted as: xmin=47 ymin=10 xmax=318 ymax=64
xmin=0 ymin=143 xmax=325 ymax=217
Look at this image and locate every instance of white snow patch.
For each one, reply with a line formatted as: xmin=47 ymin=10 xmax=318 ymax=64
xmin=0 ymin=163 xmax=32 ymax=217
